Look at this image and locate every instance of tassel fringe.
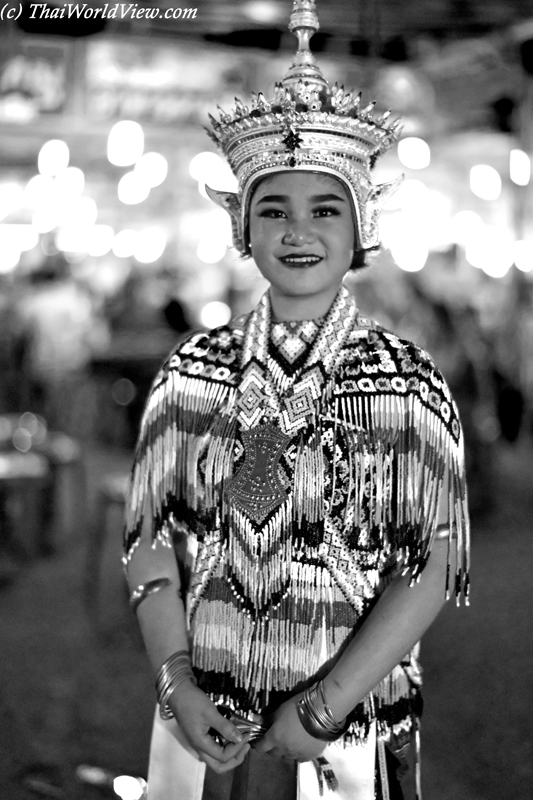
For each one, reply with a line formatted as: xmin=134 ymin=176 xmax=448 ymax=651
xmin=123 ymin=297 xmax=470 ymax=753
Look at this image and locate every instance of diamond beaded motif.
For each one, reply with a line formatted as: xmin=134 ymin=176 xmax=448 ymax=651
xmin=270 ymin=319 xmax=321 ymax=365
xmin=282 ymin=365 xmax=324 ymax=428
xmin=235 ymin=362 xmax=270 ymax=428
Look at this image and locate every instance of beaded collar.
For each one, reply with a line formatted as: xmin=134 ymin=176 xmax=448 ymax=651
xmin=235 ymin=285 xmax=357 ymax=436
xmin=225 ymin=286 xmax=357 ymax=522
xmin=270 ymin=318 xmax=323 ymax=370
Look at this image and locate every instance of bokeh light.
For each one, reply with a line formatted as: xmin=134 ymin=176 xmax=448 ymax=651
xmin=107 ymin=121 xmax=145 ymax=167
xmin=0 ymin=246 xmax=20 ymax=274
xmin=113 ymin=229 xmax=139 ymax=258
xmin=134 ymin=152 xmax=168 ymax=188
xmin=118 ymin=172 xmax=150 ymax=205
xmin=514 ymin=239 xmax=533 ymax=272
xmin=112 ymin=378 xmax=137 ymax=406
xmin=470 ymin=165 xmax=501 ymax=201
xmin=54 ymin=166 xmax=85 ymax=199
xmin=200 ymin=301 xmax=232 ymax=328
xmin=112 ymin=775 xmax=145 ymax=800
xmin=88 ymin=225 xmax=115 ymax=257
xmin=0 ymin=223 xmax=38 ymax=252
xmin=32 ymin=208 xmax=60 ymax=234
xmin=510 ymin=149 xmax=531 ymax=187
xmin=465 ymin=225 xmax=514 ymax=277
xmin=397 ymin=137 xmax=431 ymax=170
xmin=55 ymin=225 xmax=91 ymax=254
xmin=134 ymin=228 xmax=167 ymax=263
xmin=197 ymin=239 xmax=227 ymax=264
xmin=38 ymin=139 xmax=70 ymax=176
xmin=383 ymin=178 xmax=428 ymax=212
xmin=24 ymin=174 xmax=55 ymax=210
xmin=390 ymin=235 xmax=429 ymax=272
xmin=189 ymin=151 xmax=237 ymax=191
xmin=243 ymin=1 xmax=284 ymax=23
xmin=451 ymin=210 xmax=484 ymax=246
xmin=0 ymin=224 xmax=37 ymax=271
xmin=63 ymin=197 xmax=98 ymax=227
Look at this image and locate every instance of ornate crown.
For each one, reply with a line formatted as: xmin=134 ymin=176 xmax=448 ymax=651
xmin=205 ymin=0 xmax=403 ymax=256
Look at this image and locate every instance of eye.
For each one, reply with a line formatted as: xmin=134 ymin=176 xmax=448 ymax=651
xmin=257 ymin=208 xmax=287 ymax=219
xmin=313 ymin=205 xmax=341 ymax=217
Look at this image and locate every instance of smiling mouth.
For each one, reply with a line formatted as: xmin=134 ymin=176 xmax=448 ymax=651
xmin=278 ymin=255 xmax=323 ymax=267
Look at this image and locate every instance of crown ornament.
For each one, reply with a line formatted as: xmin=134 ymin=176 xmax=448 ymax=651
xmin=205 ymin=0 xmax=403 ymax=256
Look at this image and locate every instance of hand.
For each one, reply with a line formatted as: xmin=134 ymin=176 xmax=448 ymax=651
xmin=168 ymin=681 xmax=251 ymax=773
xmin=253 ymin=695 xmax=327 ymax=762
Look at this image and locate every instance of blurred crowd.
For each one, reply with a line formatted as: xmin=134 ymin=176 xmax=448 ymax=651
xmin=0 ymin=253 xmax=191 ymax=446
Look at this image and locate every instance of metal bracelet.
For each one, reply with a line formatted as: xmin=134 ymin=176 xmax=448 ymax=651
xmin=129 ymin=577 xmax=172 ymax=614
xmin=296 ymin=681 xmax=349 ymax=742
xmin=155 ymin=650 xmax=197 ymax=720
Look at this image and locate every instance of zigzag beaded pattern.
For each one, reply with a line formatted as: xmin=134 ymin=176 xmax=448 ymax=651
xmin=336 ymin=328 xmax=461 ymax=444
xmin=158 ymin=319 xmax=461 ymax=446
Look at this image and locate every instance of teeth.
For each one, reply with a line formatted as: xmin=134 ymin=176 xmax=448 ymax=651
xmin=282 ymin=256 xmax=321 ymax=263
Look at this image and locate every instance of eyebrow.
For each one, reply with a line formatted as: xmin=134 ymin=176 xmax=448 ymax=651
xmin=255 ymin=193 xmax=347 ymax=204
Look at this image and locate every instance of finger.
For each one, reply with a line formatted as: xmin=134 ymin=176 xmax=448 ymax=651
xmin=222 ymin=738 xmax=252 ymax=761
xmin=261 ymin=746 xmax=301 ymax=762
xmin=253 ymin=737 xmax=274 ymax=755
xmin=202 ymin=743 xmax=251 ymax=774
xmin=196 ymin=735 xmax=250 ymax=765
xmin=193 ymin=734 xmax=231 ymax=763
xmin=209 ymin=711 xmax=244 ymax=746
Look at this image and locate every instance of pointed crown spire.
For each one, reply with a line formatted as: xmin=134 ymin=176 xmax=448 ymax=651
xmin=282 ymin=0 xmax=328 ymax=93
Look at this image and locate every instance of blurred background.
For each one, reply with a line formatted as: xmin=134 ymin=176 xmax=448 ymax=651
xmin=0 ymin=1 xmax=532 ymax=798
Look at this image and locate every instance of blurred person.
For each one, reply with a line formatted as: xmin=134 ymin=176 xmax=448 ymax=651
xmin=106 ymin=265 xmax=191 ymax=337
xmin=123 ymin=3 xmax=470 ymax=799
xmin=0 ymin=276 xmax=26 ymax=413
xmin=18 ymin=253 xmax=109 ymax=434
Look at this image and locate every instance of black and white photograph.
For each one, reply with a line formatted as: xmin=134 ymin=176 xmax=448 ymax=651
xmin=0 ymin=2 xmax=531 ymax=798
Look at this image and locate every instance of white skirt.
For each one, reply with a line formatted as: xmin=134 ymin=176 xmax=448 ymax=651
xmin=147 ymin=709 xmax=377 ymax=800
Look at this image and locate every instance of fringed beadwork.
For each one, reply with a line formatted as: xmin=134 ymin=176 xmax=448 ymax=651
xmin=123 ymin=284 xmax=470 ymax=750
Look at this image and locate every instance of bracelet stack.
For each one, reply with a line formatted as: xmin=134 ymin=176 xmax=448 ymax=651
xmin=297 ymin=681 xmax=350 ymax=742
xmin=155 ymin=650 xmax=197 ymax=720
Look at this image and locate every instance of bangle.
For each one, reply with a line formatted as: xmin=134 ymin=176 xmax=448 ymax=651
xmin=216 ymin=706 xmax=270 ymax=744
xmin=297 ymin=681 xmax=350 ymax=742
xmin=129 ymin=577 xmax=172 ymax=614
xmin=155 ymin=650 xmax=197 ymax=720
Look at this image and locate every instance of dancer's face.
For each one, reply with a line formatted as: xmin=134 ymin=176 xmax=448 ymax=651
xmin=249 ymin=171 xmax=355 ymax=319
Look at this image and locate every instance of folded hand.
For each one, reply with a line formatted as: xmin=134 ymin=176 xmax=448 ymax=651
xmin=169 ymin=681 xmax=251 ymax=773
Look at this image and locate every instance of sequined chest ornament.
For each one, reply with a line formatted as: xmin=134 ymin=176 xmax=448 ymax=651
xmin=225 ymin=424 xmax=291 ymax=523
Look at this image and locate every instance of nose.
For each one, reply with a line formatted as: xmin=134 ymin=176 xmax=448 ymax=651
xmin=282 ymin=221 xmax=316 ymax=246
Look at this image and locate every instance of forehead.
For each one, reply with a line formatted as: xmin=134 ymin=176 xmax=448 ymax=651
xmin=250 ymin=171 xmax=349 ymax=202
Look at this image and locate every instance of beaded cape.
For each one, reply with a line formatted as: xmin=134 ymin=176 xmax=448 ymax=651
xmin=124 ymin=285 xmax=469 ymax=750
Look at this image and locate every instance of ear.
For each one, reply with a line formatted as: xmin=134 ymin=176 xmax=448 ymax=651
xmin=205 ymin=186 xmax=247 ymax=255
xmin=363 ymin=174 xmax=404 ymax=248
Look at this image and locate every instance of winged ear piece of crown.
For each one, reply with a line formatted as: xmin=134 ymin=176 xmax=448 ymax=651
xmin=364 ymin=174 xmax=404 ymax=250
xmin=205 ymin=185 xmax=247 ymax=254
xmin=366 ymin=174 xmax=404 ymax=211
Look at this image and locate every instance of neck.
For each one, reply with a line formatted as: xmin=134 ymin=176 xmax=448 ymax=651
xmin=269 ymin=285 xmax=346 ymax=322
